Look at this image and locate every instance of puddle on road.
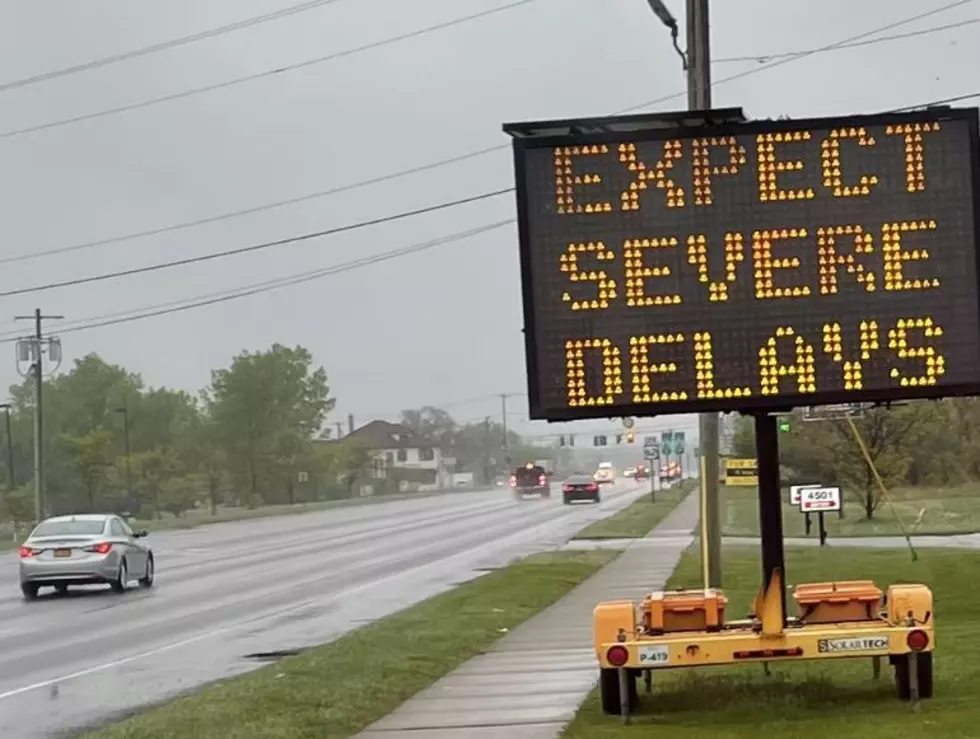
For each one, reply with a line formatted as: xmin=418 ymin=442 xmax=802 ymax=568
xmin=242 ymin=649 xmax=306 ymax=662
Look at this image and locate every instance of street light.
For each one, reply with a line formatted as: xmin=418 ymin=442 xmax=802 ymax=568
xmin=0 ymin=403 xmax=14 ymax=492
xmin=114 ymin=403 xmax=133 ymax=502
xmin=645 ymin=0 xmax=686 ymax=66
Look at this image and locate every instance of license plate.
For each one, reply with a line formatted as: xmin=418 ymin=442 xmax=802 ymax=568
xmin=54 ymin=548 xmax=71 ymax=558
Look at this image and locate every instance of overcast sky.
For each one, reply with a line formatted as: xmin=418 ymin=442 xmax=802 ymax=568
xmin=0 ymin=0 xmax=975 ymax=443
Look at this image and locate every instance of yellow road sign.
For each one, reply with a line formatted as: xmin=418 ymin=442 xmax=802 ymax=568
xmin=724 ymin=458 xmax=758 ymax=486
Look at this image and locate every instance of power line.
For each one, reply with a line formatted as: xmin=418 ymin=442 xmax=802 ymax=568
xmin=0 ymin=0 xmax=348 ymax=94
xmin=713 ymin=19 xmax=978 ymax=64
xmin=620 ymin=0 xmax=977 ymax=114
xmin=2 ymin=1 xmax=969 ymax=268
xmin=0 ymin=0 xmax=539 ymax=141
xmin=0 ymin=188 xmax=512 ymax=299
xmin=0 ymin=220 xmax=514 ymax=341
xmin=7 ymin=81 xmax=973 ymax=338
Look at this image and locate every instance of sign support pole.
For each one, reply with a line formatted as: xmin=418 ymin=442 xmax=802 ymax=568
xmin=819 ymin=511 xmax=827 ymax=546
xmin=754 ymin=413 xmax=786 ymax=626
xmin=686 ymin=0 xmax=722 ymax=590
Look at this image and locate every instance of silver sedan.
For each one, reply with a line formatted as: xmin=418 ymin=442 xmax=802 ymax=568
xmin=18 ymin=513 xmax=155 ymax=600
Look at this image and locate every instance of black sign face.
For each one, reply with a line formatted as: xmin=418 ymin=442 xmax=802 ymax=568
xmin=505 ymin=108 xmax=980 ymax=421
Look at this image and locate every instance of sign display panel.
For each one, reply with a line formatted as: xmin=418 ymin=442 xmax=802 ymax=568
xmin=799 ymin=485 xmax=842 ymax=512
xmin=506 ymin=108 xmax=980 ymax=421
xmin=724 ymin=457 xmax=758 ymax=487
xmin=789 ymin=483 xmax=820 ymax=506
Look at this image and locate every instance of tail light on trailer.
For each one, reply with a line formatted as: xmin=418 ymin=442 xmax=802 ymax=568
xmin=83 ymin=542 xmax=113 ymax=555
xmin=907 ymin=629 xmax=930 ymax=652
xmin=606 ymin=645 xmax=629 ymax=667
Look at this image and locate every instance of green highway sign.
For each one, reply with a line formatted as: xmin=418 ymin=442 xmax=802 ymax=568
xmin=661 ymin=431 xmax=674 ymax=456
xmin=674 ymin=432 xmax=686 ymax=455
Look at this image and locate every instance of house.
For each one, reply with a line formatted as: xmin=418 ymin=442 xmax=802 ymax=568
xmin=336 ymin=420 xmax=452 ymax=491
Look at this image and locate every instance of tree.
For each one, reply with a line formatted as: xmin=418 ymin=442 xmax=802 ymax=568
xmin=400 ymin=406 xmax=457 ymax=449
xmin=128 ymin=449 xmax=182 ymax=518
xmin=61 ymin=429 xmax=117 ymax=512
xmin=206 ymin=344 xmax=334 ymax=506
xmin=336 ymin=439 xmax=373 ymax=496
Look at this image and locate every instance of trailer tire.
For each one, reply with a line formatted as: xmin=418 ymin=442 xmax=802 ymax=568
xmin=894 ymin=652 xmax=934 ymax=700
xmin=599 ymin=668 xmax=638 ymax=715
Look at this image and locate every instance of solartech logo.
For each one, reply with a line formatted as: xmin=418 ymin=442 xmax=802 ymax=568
xmin=817 ymin=636 xmax=889 ymax=653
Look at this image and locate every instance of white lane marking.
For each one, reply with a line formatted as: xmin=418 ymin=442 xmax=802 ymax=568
xmin=0 ymin=486 xmax=647 ymax=701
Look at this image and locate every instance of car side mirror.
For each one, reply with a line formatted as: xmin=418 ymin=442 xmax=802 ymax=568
xmin=134 ymin=530 xmax=148 ymax=538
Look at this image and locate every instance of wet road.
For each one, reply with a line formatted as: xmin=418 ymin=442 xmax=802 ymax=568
xmin=0 ymin=480 xmax=648 ymax=738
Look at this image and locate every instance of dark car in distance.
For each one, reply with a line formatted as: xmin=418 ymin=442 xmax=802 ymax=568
xmin=562 ymin=474 xmax=601 ymax=505
xmin=510 ymin=464 xmax=551 ymax=499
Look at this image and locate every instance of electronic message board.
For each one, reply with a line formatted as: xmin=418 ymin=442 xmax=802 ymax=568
xmin=504 ymin=108 xmax=980 ymax=422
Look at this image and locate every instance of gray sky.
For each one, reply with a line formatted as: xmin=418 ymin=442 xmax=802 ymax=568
xmin=0 ymin=0 xmax=976 ymax=444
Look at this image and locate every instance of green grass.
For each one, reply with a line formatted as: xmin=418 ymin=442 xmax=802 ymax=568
xmin=722 ymin=482 xmax=980 ymax=538
xmin=0 ymin=485 xmax=488 ymax=550
xmin=563 ymin=544 xmax=980 ymax=739
xmin=82 ymin=549 xmax=619 ymax=739
xmin=572 ymin=480 xmax=695 ymax=540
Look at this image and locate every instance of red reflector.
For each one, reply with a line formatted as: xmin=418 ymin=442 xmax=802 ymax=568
xmin=18 ymin=546 xmax=36 ymax=558
xmin=907 ymin=629 xmax=929 ymax=652
xmin=85 ymin=542 xmax=112 ymax=554
xmin=606 ymin=645 xmax=629 ymax=667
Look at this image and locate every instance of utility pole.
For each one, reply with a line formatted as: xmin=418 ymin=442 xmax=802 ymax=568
xmin=685 ymin=0 xmax=722 ymax=589
xmin=645 ymin=0 xmax=721 ymax=588
xmin=0 ymin=403 xmax=14 ymax=492
xmin=15 ymin=309 xmax=64 ymax=524
xmin=500 ymin=393 xmax=513 ymax=467
xmin=114 ymin=400 xmax=134 ymax=503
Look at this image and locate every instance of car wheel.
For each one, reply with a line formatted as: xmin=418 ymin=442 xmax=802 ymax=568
xmin=562 ymin=496 xmax=570 ymax=505
xmin=111 ymin=558 xmax=128 ymax=594
xmin=20 ymin=582 xmax=39 ymax=601
xmin=595 ymin=495 xmax=602 ymax=503
xmin=139 ymin=556 xmax=155 ymax=589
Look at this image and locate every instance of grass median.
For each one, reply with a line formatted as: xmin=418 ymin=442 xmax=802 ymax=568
xmin=82 ymin=548 xmax=619 ymax=739
xmin=722 ymin=482 xmax=980 ymax=538
xmin=564 ymin=544 xmax=980 ymax=739
xmin=573 ymin=479 xmax=695 ymax=540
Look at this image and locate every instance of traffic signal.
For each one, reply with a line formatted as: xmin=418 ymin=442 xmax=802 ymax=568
xmin=593 ymin=435 xmax=607 ymax=447
xmin=569 ymin=435 xmax=575 ymax=447
xmin=625 ymin=430 xmax=635 ymax=443
xmin=616 ymin=434 xmax=623 ymax=444
xmin=559 ymin=435 xmax=566 ymax=447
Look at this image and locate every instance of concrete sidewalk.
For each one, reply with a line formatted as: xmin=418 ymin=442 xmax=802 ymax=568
xmin=355 ymin=491 xmax=700 ymax=739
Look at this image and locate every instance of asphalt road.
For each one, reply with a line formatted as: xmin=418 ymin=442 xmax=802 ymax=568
xmin=0 ymin=479 xmax=648 ymax=738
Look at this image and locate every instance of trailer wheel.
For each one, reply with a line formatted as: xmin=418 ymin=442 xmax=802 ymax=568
xmin=894 ymin=652 xmax=934 ymax=700
xmin=599 ymin=668 xmax=638 ymax=715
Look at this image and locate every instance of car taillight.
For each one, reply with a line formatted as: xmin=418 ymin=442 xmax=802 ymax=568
xmin=538 ymin=475 xmax=547 ymax=486
xmin=508 ymin=477 xmax=516 ymax=488
xmin=907 ymin=629 xmax=929 ymax=651
xmin=19 ymin=546 xmax=37 ymax=558
xmin=606 ymin=645 xmax=629 ymax=667
xmin=84 ymin=542 xmax=113 ymax=554
xmin=562 ymin=484 xmax=574 ymax=493
xmin=586 ymin=483 xmax=598 ymax=492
